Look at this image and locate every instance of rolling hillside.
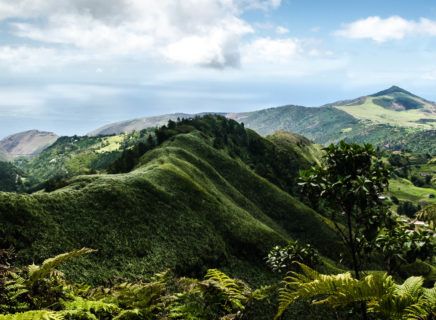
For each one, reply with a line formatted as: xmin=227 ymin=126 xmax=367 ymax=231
xmin=0 ymin=116 xmax=341 ymax=284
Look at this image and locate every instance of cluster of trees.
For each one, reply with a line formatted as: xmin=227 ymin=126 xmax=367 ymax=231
xmin=0 ymin=162 xmax=21 ymax=192
xmin=298 ymin=142 xmax=434 ymax=319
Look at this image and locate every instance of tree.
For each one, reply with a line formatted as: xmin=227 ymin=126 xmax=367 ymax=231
xmin=397 ymin=201 xmax=421 ymax=217
xmin=299 ymin=141 xmax=392 ymax=320
xmin=375 ymin=221 xmax=434 ymax=275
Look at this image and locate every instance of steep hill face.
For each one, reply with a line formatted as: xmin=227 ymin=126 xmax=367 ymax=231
xmin=0 ymin=117 xmax=341 ymax=284
xmin=0 ymin=130 xmax=58 ymax=158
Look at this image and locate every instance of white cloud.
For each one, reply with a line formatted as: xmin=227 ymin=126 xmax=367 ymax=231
xmin=336 ymin=16 xmax=436 ymax=42
xmin=0 ymin=0 xmax=285 ymax=69
xmin=275 ymin=26 xmax=289 ymax=34
xmin=243 ymin=37 xmax=301 ymax=63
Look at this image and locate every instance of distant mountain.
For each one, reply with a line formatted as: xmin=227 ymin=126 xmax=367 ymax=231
xmin=81 ymin=86 xmax=435 ymax=154
xmin=330 ymin=86 xmax=436 ymax=128
xmin=0 ymin=130 xmax=58 ymax=158
xmin=88 ymin=112 xmax=223 ymax=136
xmin=230 ymin=86 xmax=436 ymax=154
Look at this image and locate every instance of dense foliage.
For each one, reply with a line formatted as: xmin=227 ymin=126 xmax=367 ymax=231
xmin=0 ymin=116 xmax=434 ymax=319
xmin=0 ymin=162 xmax=21 ymax=192
xmin=275 ymin=263 xmax=436 ymax=320
xmin=266 ymin=241 xmax=320 ymax=273
xmin=299 ymin=142 xmax=393 ymax=279
xmin=0 ymin=249 xmax=271 ymax=320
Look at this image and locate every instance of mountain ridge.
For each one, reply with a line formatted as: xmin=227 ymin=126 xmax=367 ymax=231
xmin=0 ymin=129 xmax=58 ymax=159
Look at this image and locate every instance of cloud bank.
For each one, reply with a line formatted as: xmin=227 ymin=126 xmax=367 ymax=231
xmin=0 ymin=0 xmax=290 ymax=69
xmin=336 ymin=16 xmax=436 ymax=42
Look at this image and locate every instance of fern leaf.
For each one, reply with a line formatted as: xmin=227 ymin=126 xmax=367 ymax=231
xmin=0 ymin=310 xmax=64 ymax=320
xmin=28 ymin=248 xmax=96 ymax=285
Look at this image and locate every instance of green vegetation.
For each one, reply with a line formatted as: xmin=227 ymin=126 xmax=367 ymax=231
xmin=0 ymin=248 xmax=270 ymax=320
xmin=0 ymin=162 xmax=22 ymax=192
xmin=0 ymin=116 xmax=434 ymax=319
xmin=299 ymin=142 xmax=392 ymax=281
xmin=266 ymin=241 xmax=320 ymax=273
xmin=229 ymin=87 xmax=436 ymax=155
xmin=275 ymin=263 xmax=436 ymax=320
xmin=0 ymin=116 xmax=342 ymax=287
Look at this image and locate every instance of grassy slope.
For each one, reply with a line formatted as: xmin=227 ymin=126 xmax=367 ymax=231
xmin=336 ymin=96 xmax=436 ymax=129
xmin=229 ymin=88 xmax=436 ymax=154
xmin=267 ymin=131 xmax=323 ymax=166
xmin=0 ymin=131 xmax=341 ymax=284
xmin=389 ymin=178 xmax=436 ymax=205
xmin=232 ymin=105 xmax=360 ymax=144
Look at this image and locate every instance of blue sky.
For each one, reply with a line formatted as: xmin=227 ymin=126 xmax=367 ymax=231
xmin=1 ymin=0 xmax=436 ymax=137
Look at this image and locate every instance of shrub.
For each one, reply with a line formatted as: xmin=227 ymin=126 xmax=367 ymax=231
xmin=266 ymin=241 xmax=320 ymax=273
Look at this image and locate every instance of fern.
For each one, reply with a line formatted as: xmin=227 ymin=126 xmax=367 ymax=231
xmin=0 ymin=310 xmax=64 ymax=320
xmin=403 ymin=286 xmax=436 ymax=320
xmin=202 ymin=269 xmax=249 ymax=311
xmin=275 ymin=263 xmax=435 ymax=320
xmin=28 ymin=248 xmax=96 ymax=285
xmin=112 ymin=309 xmax=142 ymax=320
xmin=0 ymin=272 xmax=29 ymax=313
xmin=62 ymin=296 xmax=119 ymax=318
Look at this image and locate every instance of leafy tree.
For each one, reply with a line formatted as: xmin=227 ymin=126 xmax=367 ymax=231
xmin=299 ymin=141 xmax=392 ymax=319
xmin=411 ymin=175 xmax=425 ymax=187
xmin=375 ymin=221 xmax=434 ymax=274
xmin=299 ymin=141 xmax=391 ymax=279
xmin=397 ymin=201 xmax=421 ymax=218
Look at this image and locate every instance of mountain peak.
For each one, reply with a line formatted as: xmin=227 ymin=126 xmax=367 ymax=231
xmin=0 ymin=130 xmax=58 ymax=158
xmin=371 ymin=85 xmax=414 ymax=97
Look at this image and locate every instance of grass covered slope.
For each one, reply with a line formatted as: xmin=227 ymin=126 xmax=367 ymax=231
xmin=227 ymin=87 xmax=436 ymax=154
xmin=0 ymin=117 xmax=340 ymax=284
xmin=335 ymin=86 xmax=436 ymax=129
xmin=229 ymin=105 xmax=359 ymax=144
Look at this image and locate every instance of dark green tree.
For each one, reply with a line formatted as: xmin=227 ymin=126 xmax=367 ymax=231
xmin=375 ymin=222 xmax=434 ymax=275
xmin=299 ymin=141 xmax=392 ymax=320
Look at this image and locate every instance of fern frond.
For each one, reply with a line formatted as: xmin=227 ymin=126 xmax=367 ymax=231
xmin=403 ymin=286 xmax=436 ymax=320
xmin=0 ymin=310 xmax=64 ymax=320
xmin=202 ymin=269 xmax=249 ymax=310
xmin=112 ymin=309 xmax=142 ymax=320
xmin=62 ymin=296 xmax=120 ymax=315
xmin=275 ymin=263 xmax=396 ymax=319
xmin=28 ymin=248 xmax=96 ymax=285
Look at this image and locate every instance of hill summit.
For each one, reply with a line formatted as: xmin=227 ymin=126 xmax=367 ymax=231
xmin=0 ymin=130 xmax=58 ymax=159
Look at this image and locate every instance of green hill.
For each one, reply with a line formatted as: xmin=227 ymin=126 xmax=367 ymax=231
xmin=334 ymin=86 xmax=436 ymax=129
xmin=228 ymin=86 xmax=436 ymax=154
xmin=0 ymin=116 xmax=341 ymax=284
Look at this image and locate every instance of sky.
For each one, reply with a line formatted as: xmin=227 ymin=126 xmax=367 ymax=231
xmin=2 ymin=0 xmax=436 ymax=137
